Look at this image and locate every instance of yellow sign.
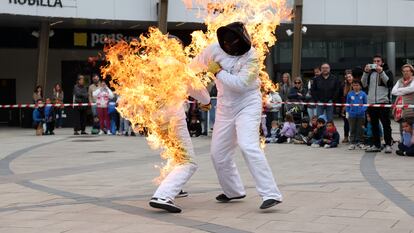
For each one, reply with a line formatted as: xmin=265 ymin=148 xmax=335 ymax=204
xmin=74 ymin=33 xmax=87 ymax=47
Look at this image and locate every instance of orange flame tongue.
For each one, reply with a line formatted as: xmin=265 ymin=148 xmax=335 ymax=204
xmin=102 ymin=28 xmax=201 ymax=183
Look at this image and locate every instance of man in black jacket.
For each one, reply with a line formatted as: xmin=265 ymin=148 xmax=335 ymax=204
xmin=311 ymin=63 xmax=341 ymax=121
xmin=72 ymin=75 xmax=89 ymax=135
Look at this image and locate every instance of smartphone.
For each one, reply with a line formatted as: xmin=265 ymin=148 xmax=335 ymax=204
xmin=368 ymin=64 xmax=377 ymax=69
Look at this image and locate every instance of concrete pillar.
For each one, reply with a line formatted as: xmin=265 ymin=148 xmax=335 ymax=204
xmin=386 ymin=41 xmax=396 ymax=77
xmin=265 ymin=47 xmax=275 ymax=82
xmin=291 ymin=0 xmax=303 ymax=78
xmin=36 ymin=21 xmax=50 ymax=90
xmin=158 ymin=0 xmax=168 ymax=34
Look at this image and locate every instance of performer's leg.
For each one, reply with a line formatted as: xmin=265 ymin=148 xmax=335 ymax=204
xmin=153 ymin=119 xmax=197 ymax=201
xmin=235 ymin=106 xmax=282 ymax=202
xmin=211 ymin=118 xmax=245 ymax=198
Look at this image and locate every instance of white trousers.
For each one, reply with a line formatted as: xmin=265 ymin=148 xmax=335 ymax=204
xmin=153 ymin=118 xmax=197 ymax=201
xmin=211 ymin=102 xmax=283 ymax=201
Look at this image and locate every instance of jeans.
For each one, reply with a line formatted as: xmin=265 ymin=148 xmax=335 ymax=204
xmin=348 ymin=117 xmax=364 ymax=144
xmin=73 ymin=107 xmax=87 ymax=132
xmin=316 ymin=105 xmax=334 ymax=122
xmin=307 ymin=107 xmax=317 ymax=120
xmin=343 ymin=116 xmax=349 ymax=138
xmin=55 ymin=108 xmax=63 ymax=128
xmin=209 ymin=98 xmax=217 ymax=129
xmin=398 ymin=143 xmax=414 ymax=156
xmin=367 ymin=107 xmax=392 ymax=147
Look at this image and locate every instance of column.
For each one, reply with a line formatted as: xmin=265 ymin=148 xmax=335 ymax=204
xmin=291 ymin=0 xmax=303 ymax=78
xmin=158 ymin=0 xmax=168 ymax=34
xmin=36 ymin=21 xmax=50 ymax=90
xmin=386 ymin=41 xmax=396 ymax=77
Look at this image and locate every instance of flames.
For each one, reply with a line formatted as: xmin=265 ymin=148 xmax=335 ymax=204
xmin=102 ymin=0 xmax=291 ymax=183
xmin=183 ymin=0 xmax=291 ymax=93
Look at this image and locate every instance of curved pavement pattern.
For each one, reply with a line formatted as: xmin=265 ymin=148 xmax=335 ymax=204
xmin=0 ymin=128 xmax=414 ymax=233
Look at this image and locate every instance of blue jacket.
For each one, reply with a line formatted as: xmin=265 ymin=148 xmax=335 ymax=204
xmin=32 ymin=108 xmax=43 ymax=123
xmin=346 ymin=91 xmax=367 ymax=118
xmin=44 ymin=105 xmax=53 ymax=119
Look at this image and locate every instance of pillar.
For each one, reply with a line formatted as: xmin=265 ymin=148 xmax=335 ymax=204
xmin=36 ymin=21 xmax=50 ymax=90
xmin=291 ymin=0 xmax=303 ymax=78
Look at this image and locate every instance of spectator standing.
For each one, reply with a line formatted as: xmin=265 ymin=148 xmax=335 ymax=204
xmin=305 ymin=67 xmax=321 ymax=119
xmin=361 ymin=55 xmax=394 ymax=153
xmin=52 ymin=83 xmax=64 ymax=128
xmin=93 ymin=81 xmax=114 ymax=135
xmin=279 ymin=73 xmax=292 ymax=119
xmin=341 ymin=70 xmax=354 ymax=143
xmin=287 ymin=77 xmax=307 ymax=123
xmin=311 ymin=63 xmax=341 ymax=121
xmin=73 ymin=75 xmax=89 ymax=135
xmin=346 ymin=80 xmax=367 ymax=150
xmin=33 ymin=85 xmax=43 ymax=103
xmin=88 ymin=74 xmax=101 ymax=117
xmin=392 ymin=64 xmax=414 ymax=138
xmin=265 ymin=90 xmax=282 ymax=135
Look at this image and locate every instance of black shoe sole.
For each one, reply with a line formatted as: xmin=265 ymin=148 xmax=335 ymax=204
xmin=260 ymin=200 xmax=282 ymax=209
xmin=149 ymin=201 xmax=182 ymax=213
xmin=216 ymin=194 xmax=246 ymax=203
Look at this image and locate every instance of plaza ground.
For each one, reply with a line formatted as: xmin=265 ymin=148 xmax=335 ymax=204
xmin=0 ymin=121 xmax=414 ymax=233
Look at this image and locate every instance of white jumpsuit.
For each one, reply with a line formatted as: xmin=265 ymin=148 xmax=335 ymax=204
xmin=153 ymin=85 xmax=210 ymax=201
xmin=192 ymin=43 xmax=282 ymax=202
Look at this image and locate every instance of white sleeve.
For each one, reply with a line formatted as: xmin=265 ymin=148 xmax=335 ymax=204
xmin=107 ymin=87 xmax=114 ymax=99
xmin=189 ymin=44 xmax=215 ymax=73
xmin=392 ymin=80 xmax=414 ymax=96
xmin=216 ymin=50 xmax=260 ymax=92
xmin=188 ymin=84 xmax=210 ymax=105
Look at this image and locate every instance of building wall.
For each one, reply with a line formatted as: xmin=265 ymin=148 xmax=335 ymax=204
xmin=303 ymin=0 xmax=414 ymax=27
xmin=0 ymin=48 xmax=99 ymax=103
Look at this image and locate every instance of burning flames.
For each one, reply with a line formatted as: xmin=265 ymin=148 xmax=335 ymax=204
xmin=102 ymin=0 xmax=291 ymax=183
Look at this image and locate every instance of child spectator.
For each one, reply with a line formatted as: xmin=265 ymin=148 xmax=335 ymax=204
xmin=346 ymin=80 xmax=367 ymax=150
xmin=33 ymin=99 xmax=44 ymax=136
xmin=310 ymin=116 xmax=318 ymax=130
xmin=265 ymin=120 xmax=281 ymax=143
xmin=91 ymin=116 xmax=100 ymax=135
xmin=44 ymin=98 xmax=55 ymax=135
xmin=276 ymin=114 xmax=296 ymax=143
xmin=293 ymin=118 xmax=311 ymax=144
xmin=396 ymin=119 xmax=414 ymax=156
xmin=320 ymin=121 xmax=340 ymax=148
xmin=93 ymin=81 xmax=114 ymax=135
xmin=308 ymin=117 xmax=326 ymax=147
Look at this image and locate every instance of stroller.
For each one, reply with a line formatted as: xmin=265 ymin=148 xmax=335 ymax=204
xmin=285 ymin=103 xmax=304 ymax=125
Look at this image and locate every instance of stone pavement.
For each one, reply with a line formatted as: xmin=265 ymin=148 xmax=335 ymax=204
xmin=0 ymin=123 xmax=414 ymax=233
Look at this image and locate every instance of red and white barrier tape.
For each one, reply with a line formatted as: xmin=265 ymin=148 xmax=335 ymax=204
xmin=0 ymin=101 xmax=413 ymax=109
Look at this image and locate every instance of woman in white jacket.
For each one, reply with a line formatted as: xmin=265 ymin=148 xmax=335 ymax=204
xmin=93 ymin=82 xmax=114 ymax=134
xmin=191 ymin=22 xmax=282 ymax=209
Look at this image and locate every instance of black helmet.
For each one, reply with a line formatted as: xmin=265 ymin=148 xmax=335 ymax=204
xmin=217 ymin=22 xmax=252 ymax=56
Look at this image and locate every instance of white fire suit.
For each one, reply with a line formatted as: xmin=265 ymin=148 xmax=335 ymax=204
xmin=192 ymin=43 xmax=282 ymax=202
xmin=153 ymin=84 xmax=210 ymax=201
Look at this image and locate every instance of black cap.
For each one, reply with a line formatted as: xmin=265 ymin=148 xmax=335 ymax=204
xmin=217 ymin=22 xmax=252 ymax=56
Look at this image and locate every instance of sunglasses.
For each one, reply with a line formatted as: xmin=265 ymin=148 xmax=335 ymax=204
xmin=294 ymin=82 xmax=301 ymax=84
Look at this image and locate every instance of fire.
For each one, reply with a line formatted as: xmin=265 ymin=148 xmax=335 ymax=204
xmin=102 ymin=1 xmax=291 ymax=183
xmin=183 ymin=0 xmax=291 ymax=94
xmin=101 ymin=28 xmax=205 ymax=183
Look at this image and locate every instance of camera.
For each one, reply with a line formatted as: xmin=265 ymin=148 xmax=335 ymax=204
xmin=368 ymin=64 xmax=377 ymax=70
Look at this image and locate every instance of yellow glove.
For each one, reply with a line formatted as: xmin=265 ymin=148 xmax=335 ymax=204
xmin=199 ymin=102 xmax=212 ymax=111
xmin=207 ymin=61 xmax=222 ymax=75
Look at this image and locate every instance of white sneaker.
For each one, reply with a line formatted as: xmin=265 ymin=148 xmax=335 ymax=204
xmin=384 ymin=145 xmax=392 ymax=154
xmin=324 ymin=144 xmax=331 ymax=149
xmin=311 ymin=143 xmax=320 ymax=148
xmin=287 ymin=138 xmax=292 ymax=143
xmin=149 ymin=197 xmax=181 ymax=213
xmin=98 ymin=130 xmax=105 ymax=135
xmin=348 ymin=144 xmax=356 ymax=150
xmin=107 ymin=131 xmax=112 ymax=135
